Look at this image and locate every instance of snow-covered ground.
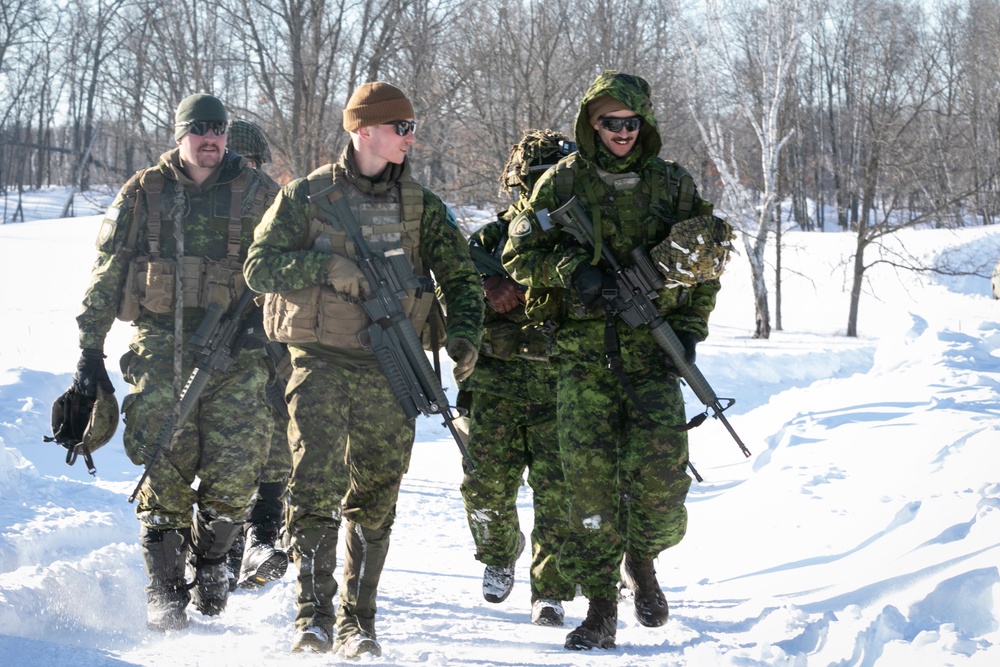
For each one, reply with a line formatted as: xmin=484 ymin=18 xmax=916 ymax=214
xmin=2 ymin=187 xmax=1000 ymax=666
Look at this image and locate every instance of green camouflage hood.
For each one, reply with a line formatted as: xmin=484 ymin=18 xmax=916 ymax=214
xmin=574 ymin=70 xmax=662 ymax=170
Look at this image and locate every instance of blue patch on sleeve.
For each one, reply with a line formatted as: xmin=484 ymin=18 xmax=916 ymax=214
xmin=444 ymin=206 xmax=459 ymax=230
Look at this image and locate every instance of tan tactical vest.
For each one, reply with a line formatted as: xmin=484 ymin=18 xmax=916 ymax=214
xmin=116 ymin=167 xmax=269 ymax=321
xmin=263 ymin=165 xmax=440 ymax=350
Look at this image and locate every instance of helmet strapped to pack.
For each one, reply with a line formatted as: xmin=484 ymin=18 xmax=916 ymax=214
xmin=43 ymin=385 xmax=119 ymax=475
xmin=649 ymin=214 xmax=736 ymax=287
xmin=501 ymin=129 xmax=576 ymax=194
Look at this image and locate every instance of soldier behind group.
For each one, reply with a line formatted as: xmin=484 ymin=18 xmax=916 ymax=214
xmin=503 ymin=71 xmax=723 ymax=650
xmin=72 ymin=93 xmax=279 ymax=631
xmin=458 ymin=129 xmax=576 ymax=626
xmin=243 ymin=82 xmax=483 ymax=657
xmin=222 ymin=119 xmax=292 ymax=592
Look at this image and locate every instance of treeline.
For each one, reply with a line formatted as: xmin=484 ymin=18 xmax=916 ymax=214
xmin=1 ymin=0 xmax=997 ymax=228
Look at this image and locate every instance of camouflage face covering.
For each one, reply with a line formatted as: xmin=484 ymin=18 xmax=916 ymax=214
xmin=650 ymin=215 xmax=736 ymax=287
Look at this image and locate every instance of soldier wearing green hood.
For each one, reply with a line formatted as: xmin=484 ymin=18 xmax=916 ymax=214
xmin=73 ymin=93 xmax=279 ymax=632
xmin=503 ymin=71 xmax=720 ymax=650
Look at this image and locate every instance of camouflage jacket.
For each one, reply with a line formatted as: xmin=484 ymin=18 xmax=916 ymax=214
xmin=77 ymin=148 xmax=278 ymax=349
xmin=502 ymin=70 xmax=720 ymax=355
xmin=243 ymin=148 xmax=482 ymax=365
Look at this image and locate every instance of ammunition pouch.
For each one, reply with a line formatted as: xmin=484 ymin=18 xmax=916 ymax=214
xmin=263 ymin=285 xmax=437 ymax=351
xmin=118 ymin=256 xmax=247 ymax=321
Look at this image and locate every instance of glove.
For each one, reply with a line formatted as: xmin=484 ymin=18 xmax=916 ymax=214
xmin=674 ymin=331 xmax=699 ymax=364
xmin=447 ymin=337 xmax=479 ymax=382
xmin=73 ymin=348 xmax=115 ymax=399
xmin=483 ymin=275 xmax=525 ymax=314
xmin=326 ymin=256 xmax=370 ymax=299
xmin=571 ymin=263 xmax=615 ymax=308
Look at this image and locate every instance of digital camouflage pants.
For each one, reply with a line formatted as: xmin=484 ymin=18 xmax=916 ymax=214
xmin=283 ymin=350 xmax=414 ymax=631
xmin=459 ymin=354 xmax=575 ymax=601
xmin=120 ymin=324 xmax=272 ymax=530
xmin=554 ymin=344 xmax=692 ymax=601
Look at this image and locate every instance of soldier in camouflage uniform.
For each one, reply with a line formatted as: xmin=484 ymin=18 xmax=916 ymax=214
xmin=243 ymin=82 xmax=483 ymax=657
xmin=73 ymin=94 xmax=279 ymax=632
xmin=222 ymin=119 xmax=292 ymax=593
xmin=458 ymin=129 xmax=576 ymax=626
xmin=503 ymin=71 xmax=720 ymax=650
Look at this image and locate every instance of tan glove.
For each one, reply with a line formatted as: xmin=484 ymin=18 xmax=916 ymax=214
xmin=447 ymin=337 xmax=479 ymax=382
xmin=326 ymin=256 xmax=370 ymax=299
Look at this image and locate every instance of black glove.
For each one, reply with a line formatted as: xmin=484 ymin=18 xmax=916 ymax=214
xmin=571 ymin=264 xmax=615 ymax=308
xmin=674 ymin=331 xmax=699 ymax=364
xmin=73 ymin=348 xmax=115 ymax=398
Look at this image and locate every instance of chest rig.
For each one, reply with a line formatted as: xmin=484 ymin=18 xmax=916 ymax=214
xmin=116 ymin=166 xmax=267 ymax=321
xmin=262 ymin=165 xmax=439 ymax=350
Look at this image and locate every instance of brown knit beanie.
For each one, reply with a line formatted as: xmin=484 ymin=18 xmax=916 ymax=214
xmin=588 ymin=95 xmax=630 ymax=127
xmin=342 ymin=82 xmax=415 ymax=133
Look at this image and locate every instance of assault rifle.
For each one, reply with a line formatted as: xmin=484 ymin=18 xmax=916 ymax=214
xmin=128 ymin=288 xmax=262 ymax=502
xmin=543 ymin=196 xmax=751 ymax=459
xmin=468 ymin=239 xmax=508 ymax=277
xmin=309 ymin=186 xmax=474 ymax=470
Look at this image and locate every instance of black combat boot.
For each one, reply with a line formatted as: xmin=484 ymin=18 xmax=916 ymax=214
xmin=188 ymin=512 xmax=242 ymax=616
xmin=238 ymin=482 xmax=290 ymax=590
xmin=289 ymin=524 xmax=339 ymax=653
xmin=620 ymin=553 xmax=669 ymax=627
xmin=564 ymin=597 xmax=617 ymax=650
xmin=140 ymin=525 xmax=191 ymax=632
xmin=224 ymin=528 xmax=245 ymax=592
xmin=531 ymin=596 xmax=565 ymax=626
xmin=335 ymin=521 xmax=390 ymax=658
xmin=482 ymin=532 xmax=525 ymax=603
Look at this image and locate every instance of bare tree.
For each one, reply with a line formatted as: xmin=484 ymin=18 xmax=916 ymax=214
xmin=682 ymin=0 xmax=804 ymax=339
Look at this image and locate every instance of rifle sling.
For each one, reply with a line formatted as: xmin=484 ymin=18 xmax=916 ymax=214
xmin=602 ymin=304 xmax=703 ymax=482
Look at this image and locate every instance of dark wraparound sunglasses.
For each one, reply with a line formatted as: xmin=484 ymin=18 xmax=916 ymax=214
xmin=598 ymin=116 xmax=642 ymax=133
xmin=175 ymin=120 xmax=228 ymax=136
xmin=384 ymin=120 xmax=417 ymax=136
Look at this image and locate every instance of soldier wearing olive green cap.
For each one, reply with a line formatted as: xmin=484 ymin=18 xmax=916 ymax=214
xmin=244 ymin=81 xmax=483 ymax=657
xmin=72 ymin=92 xmax=280 ymax=632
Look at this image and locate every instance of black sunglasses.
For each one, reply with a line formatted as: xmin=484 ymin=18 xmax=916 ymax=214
xmin=176 ymin=120 xmax=228 ymax=136
xmin=384 ymin=120 xmax=417 ymax=136
xmin=598 ymin=116 xmax=642 ymax=133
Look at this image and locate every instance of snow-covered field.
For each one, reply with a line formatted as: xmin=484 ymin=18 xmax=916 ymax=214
xmin=3 ymin=187 xmax=1000 ymax=665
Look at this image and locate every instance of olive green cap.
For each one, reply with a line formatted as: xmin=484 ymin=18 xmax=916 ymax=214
xmin=174 ymin=93 xmax=228 ymax=140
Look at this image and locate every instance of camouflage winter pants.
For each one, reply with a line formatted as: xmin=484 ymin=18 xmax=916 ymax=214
xmin=554 ymin=351 xmax=691 ymax=601
xmin=120 ymin=324 xmax=272 ymax=530
xmin=284 ymin=351 xmax=414 ymax=535
xmin=260 ymin=347 xmax=292 ymax=486
xmin=459 ymin=355 xmax=575 ymax=601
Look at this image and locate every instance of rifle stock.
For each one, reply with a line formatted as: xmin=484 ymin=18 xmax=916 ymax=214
xmin=547 ymin=196 xmax=751 ymax=458
xmin=128 ymin=288 xmax=260 ymax=503
xmin=310 ymin=187 xmax=474 ymax=470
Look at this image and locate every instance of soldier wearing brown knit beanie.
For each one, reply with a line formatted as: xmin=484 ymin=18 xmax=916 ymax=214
xmin=243 ymin=81 xmax=482 ymax=658
xmin=342 ymin=82 xmax=415 ymax=133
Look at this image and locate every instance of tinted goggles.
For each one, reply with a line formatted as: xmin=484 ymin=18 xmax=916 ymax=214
xmin=384 ymin=120 xmax=417 ymax=136
xmin=598 ymin=116 xmax=642 ymax=133
xmin=176 ymin=120 xmax=228 ymax=136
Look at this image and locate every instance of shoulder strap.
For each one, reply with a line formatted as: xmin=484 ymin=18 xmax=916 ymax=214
xmin=227 ymin=170 xmax=253 ymax=260
xmin=399 ymin=177 xmax=425 ymax=229
xmin=137 ymin=168 xmax=165 ymax=259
